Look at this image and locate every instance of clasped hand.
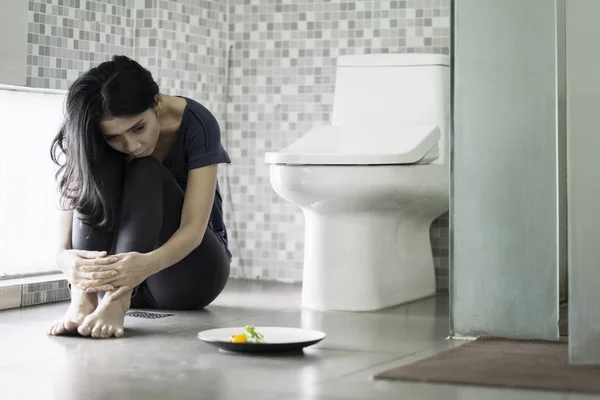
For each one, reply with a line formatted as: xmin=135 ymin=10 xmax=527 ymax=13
xmin=60 ymin=250 xmax=155 ymax=301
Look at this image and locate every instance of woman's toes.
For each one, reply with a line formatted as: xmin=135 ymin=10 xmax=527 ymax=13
xmin=77 ymin=321 xmax=92 ymax=336
xmin=55 ymin=323 xmax=65 ymax=336
xmin=91 ymin=324 xmax=102 ymax=338
xmin=114 ymin=327 xmax=125 ymax=338
xmin=63 ymin=319 xmax=81 ymax=332
xmin=100 ymin=325 xmax=110 ymax=338
xmin=106 ymin=326 xmax=115 ymax=338
xmin=49 ymin=322 xmax=64 ymax=336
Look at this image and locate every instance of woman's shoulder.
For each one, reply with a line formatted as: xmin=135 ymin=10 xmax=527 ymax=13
xmin=178 ymin=96 xmax=218 ymax=126
xmin=176 ymin=96 xmax=229 ymax=168
xmin=178 ymin=96 xmax=221 ymax=142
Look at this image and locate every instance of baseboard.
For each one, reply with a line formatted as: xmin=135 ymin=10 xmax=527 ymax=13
xmin=0 ymin=274 xmax=70 ymax=311
xmin=0 ymin=275 xmax=449 ymax=312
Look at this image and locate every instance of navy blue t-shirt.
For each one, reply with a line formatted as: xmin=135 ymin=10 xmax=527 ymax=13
xmin=161 ymin=96 xmax=232 ymax=260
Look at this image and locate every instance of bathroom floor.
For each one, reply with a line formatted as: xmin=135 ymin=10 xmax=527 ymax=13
xmin=0 ymin=280 xmax=590 ymax=399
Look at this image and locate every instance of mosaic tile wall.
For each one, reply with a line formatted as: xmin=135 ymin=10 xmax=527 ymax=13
xmin=26 ymin=0 xmax=227 ymax=121
xmin=26 ymin=0 xmax=137 ymax=89
xmin=24 ymin=0 xmax=451 ymax=290
xmin=21 ymin=280 xmax=70 ymax=306
xmin=226 ymin=0 xmax=451 ymax=288
xmin=138 ymin=0 xmax=228 ymax=122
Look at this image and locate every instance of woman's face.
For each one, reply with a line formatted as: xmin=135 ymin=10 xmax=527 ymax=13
xmin=99 ymin=108 xmax=161 ymax=158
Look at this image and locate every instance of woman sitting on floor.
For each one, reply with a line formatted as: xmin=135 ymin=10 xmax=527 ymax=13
xmin=48 ymin=55 xmax=232 ymax=338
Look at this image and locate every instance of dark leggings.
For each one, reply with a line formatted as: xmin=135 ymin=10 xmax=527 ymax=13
xmin=71 ymin=151 xmax=230 ymax=310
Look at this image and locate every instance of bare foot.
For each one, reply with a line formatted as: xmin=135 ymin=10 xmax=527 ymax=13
xmin=77 ymin=289 xmax=132 ymax=338
xmin=48 ymin=286 xmax=98 ymax=336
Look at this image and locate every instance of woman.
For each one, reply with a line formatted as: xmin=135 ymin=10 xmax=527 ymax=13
xmin=47 ymin=55 xmax=232 ymax=339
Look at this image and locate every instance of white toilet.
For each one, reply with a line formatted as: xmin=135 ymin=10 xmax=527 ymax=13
xmin=264 ymin=53 xmax=450 ymax=312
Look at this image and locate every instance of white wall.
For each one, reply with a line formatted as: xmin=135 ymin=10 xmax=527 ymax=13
xmin=0 ymin=85 xmax=66 ymax=279
xmin=0 ymin=0 xmax=28 ymax=86
xmin=566 ymin=0 xmax=600 ymax=364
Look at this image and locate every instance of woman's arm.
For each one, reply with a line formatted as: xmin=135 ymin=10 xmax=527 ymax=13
xmin=57 ymin=210 xmax=73 ymax=252
xmin=146 ymin=164 xmax=218 ymax=273
xmin=55 ymin=209 xmax=117 ymax=288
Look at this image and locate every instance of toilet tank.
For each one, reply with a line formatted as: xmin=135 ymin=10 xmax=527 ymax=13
xmin=331 ymin=53 xmax=450 ymax=165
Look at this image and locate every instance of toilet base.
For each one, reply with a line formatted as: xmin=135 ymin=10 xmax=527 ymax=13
xmin=300 ymin=209 xmax=438 ymax=312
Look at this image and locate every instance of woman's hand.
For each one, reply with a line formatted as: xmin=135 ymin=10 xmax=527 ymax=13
xmin=79 ymin=251 xmax=157 ymax=301
xmin=56 ymin=249 xmax=119 ymax=291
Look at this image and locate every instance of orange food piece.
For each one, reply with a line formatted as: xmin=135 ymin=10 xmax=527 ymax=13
xmin=229 ymin=334 xmax=247 ymax=343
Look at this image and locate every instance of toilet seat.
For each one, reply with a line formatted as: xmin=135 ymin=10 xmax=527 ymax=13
xmin=264 ymin=124 xmax=440 ymax=166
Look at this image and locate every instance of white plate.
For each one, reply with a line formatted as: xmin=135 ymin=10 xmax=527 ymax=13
xmin=197 ymin=326 xmax=326 ymax=353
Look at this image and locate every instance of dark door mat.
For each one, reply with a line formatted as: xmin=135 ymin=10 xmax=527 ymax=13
xmin=374 ymin=337 xmax=600 ymax=394
xmin=125 ymin=311 xmax=174 ymax=319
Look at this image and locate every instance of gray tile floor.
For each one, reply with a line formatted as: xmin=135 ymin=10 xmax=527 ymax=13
xmin=0 ymin=280 xmax=592 ymax=399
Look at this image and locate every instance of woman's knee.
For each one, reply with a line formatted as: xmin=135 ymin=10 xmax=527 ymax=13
xmin=147 ymin=257 xmax=231 ymax=310
xmin=123 ymin=156 xmax=165 ymax=187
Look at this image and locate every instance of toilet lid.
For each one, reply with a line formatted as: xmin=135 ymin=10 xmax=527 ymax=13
xmin=264 ymin=124 xmax=441 ymax=166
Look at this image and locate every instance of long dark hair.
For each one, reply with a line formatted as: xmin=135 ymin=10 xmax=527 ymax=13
xmin=50 ymin=55 xmax=159 ymax=229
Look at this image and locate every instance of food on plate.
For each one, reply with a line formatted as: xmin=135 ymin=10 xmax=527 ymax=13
xmin=229 ymin=334 xmax=247 ymax=343
xmin=229 ymin=325 xmax=265 ymax=344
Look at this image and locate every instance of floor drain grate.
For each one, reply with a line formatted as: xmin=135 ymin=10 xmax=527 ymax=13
xmin=126 ymin=311 xmax=174 ymax=319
